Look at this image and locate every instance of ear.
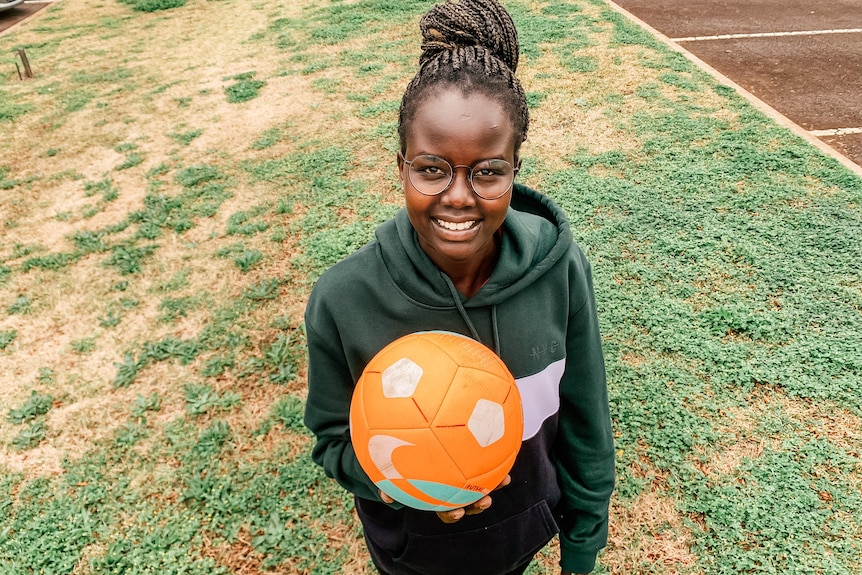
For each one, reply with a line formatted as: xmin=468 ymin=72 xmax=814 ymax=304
xmin=396 ymin=152 xmax=405 ymax=183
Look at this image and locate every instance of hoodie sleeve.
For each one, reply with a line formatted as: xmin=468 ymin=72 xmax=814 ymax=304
xmin=555 ymin=253 xmax=616 ymax=574
xmin=303 ymin=296 xmax=383 ymax=503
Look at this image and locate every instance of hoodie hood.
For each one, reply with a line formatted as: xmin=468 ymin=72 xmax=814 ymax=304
xmin=377 ymin=183 xmax=573 ymax=309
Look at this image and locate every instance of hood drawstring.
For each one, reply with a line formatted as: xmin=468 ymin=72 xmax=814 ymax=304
xmin=490 ymin=305 xmax=500 ymax=355
xmin=441 ymin=274 xmax=502 ymax=356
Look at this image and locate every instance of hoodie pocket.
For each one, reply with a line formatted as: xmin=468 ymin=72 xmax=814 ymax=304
xmin=393 ymin=500 xmax=558 ymax=575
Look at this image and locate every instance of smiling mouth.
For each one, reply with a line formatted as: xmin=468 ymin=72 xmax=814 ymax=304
xmin=435 ymin=219 xmax=478 ymax=231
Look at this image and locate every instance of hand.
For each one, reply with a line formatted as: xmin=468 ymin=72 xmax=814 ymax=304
xmin=377 ymin=488 xmax=491 ymax=518
xmin=436 ymin=474 xmax=512 ymax=524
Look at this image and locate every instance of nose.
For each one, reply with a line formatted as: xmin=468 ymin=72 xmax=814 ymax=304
xmin=440 ymin=165 xmax=475 ymax=207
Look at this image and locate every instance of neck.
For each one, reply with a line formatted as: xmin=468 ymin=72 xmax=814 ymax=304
xmin=438 ymin=237 xmax=500 ymax=299
xmin=451 ymin=264 xmax=494 ymax=299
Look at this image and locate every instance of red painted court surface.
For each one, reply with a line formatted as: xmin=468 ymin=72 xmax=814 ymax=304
xmin=0 ymin=1 xmax=52 ymax=35
xmin=609 ymin=0 xmax=862 ymax=172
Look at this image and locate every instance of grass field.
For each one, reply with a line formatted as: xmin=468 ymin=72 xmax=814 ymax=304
xmin=1 ymin=0 xmax=861 ymax=573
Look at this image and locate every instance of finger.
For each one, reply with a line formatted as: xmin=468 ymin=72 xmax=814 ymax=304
xmin=436 ymin=508 xmax=465 ymax=523
xmin=463 ymin=495 xmax=492 ymax=515
xmin=379 ymin=490 xmax=394 ymax=504
xmin=494 ymin=474 xmax=512 ymax=490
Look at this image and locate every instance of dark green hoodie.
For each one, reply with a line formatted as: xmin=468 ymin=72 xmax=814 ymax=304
xmin=304 ymin=183 xmax=615 ymax=575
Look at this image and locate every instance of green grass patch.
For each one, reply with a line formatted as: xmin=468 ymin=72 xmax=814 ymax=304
xmin=125 ymin=164 xmax=232 ymax=238
xmin=59 ymin=88 xmax=96 ymax=112
xmin=7 ymin=390 xmax=53 ymax=424
xmin=250 ymin=126 xmax=284 ymax=150
xmin=0 ymin=91 xmax=32 ymax=122
xmin=242 ymin=278 xmax=283 ymax=301
xmin=11 ymin=421 xmax=48 ymax=450
xmin=19 ymin=249 xmax=80 ymax=270
xmin=306 ymin=0 xmax=425 ymax=44
xmin=0 ymin=330 xmax=17 ymax=350
xmin=226 ymin=208 xmax=269 ymax=236
xmin=83 ymin=177 xmax=120 ymax=202
xmin=118 ymin=0 xmax=187 ymax=12
xmin=167 ymin=128 xmax=203 ymax=146
xmin=506 ymin=0 xmax=601 ymax=60
xmin=104 ymin=244 xmax=157 ymax=275
xmin=232 ymin=247 xmax=263 ymax=272
xmin=223 ymin=72 xmax=267 ymax=103
xmin=6 ymin=295 xmax=33 ymax=315
xmin=115 ymin=152 xmax=144 ymax=170
xmin=130 ymin=392 xmax=161 ymax=423
xmin=70 ymin=337 xmax=97 ymax=354
xmin=158 ymin=295 xmax=203 ymax=322
xmin=70 ymin=229 xmax=109 ymax=254
xmin=0 ymin=166 xmax=19 ymax=190
xmin=70 ymin=66 xmax=133 ymax=84
xmin=182 ymin=383 xmax=242 ymax=417
xmin=561 ymin=55 xmax=599 ymax=73
xmin=358 ymin=99 xmax=399 ymax=118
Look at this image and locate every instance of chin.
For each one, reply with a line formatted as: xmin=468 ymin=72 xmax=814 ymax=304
xmin=436 ymin=243 xmax=486 ymax=263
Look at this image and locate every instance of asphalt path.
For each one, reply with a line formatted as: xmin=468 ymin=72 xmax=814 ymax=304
xmin=608 ymin=0 xmax=862 ymax=175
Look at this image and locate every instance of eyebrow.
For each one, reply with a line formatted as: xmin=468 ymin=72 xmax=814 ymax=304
xmin=408 ymin=152 xmax=513 ymax=164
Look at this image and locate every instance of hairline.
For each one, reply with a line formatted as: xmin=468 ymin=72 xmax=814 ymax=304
xmin=398 ymin=81 xmax=526 ymax=160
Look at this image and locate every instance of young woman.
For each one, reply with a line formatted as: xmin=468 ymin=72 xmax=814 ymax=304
xmin=304 ymin=1 xmax=615 ymax=573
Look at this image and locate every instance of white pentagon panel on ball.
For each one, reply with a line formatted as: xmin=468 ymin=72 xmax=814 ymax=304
xmin=467 ymin=398 xmax=505 ymax=447
xmin=381 ymin=357 xmax=424 ymax=398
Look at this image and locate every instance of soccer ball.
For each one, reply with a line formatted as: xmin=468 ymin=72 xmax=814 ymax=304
xmin=349 ymin=331 xmax=523 ymax=511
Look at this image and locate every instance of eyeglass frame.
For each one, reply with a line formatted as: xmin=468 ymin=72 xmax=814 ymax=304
xmin=398 ymin=151 xmax=520 ymax=200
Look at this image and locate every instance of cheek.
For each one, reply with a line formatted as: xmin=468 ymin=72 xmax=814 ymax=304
xmin=484 ymin=198 xmax=511 ymax=225
xmin=404 ymin=190 xmax=434 ymax=222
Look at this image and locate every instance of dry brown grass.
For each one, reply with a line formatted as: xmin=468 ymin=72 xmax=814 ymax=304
xmin=197 ymin=527 xmax=265 ymax=575
xmin=599 ymin=460 xmax=700 ymax=575
xmin=0 ymin=0 xmax=332 ymax=475
xmin=518 ymin=0 xmax=743 ymax=189
xmin=606 ymin=488 xmax=700 ymax=575
xmin=686 ymin=383 xmax=862 ymax=516
xmin=747 ymin=384 xmax=862 ymax=469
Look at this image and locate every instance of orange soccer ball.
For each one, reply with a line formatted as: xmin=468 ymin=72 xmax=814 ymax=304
xmin=349 ymin=331 xmax=523 ymax=511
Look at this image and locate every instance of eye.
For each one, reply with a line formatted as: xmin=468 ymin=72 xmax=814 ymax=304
xmin=410 ymin=156 xmax=451 ymax=179
xmin=417 ymin=165 xmax=445 ymax=175
xmin=473 ymin=160 xmax=511 ymax=178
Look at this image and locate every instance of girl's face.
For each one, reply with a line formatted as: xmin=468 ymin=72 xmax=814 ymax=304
xmin=398 ymin=89 xmax=518 ymax=275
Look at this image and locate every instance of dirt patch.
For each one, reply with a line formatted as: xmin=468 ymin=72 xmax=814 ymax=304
xmin=198 ymin=527 xmax=265 ymax=575
xmin=688 ymin=384 xmax=862 ymax=487
xmin=605 ymin=468 xmax=699 ymax=574
xmin=3 ymin=391 xmax=128 ymax=477
xmin=738 ymin=384 xmax=862 ymax=453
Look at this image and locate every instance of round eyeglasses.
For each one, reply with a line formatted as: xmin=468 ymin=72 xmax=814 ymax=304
xmin=399 ymin=152 xmax=518 ymax=200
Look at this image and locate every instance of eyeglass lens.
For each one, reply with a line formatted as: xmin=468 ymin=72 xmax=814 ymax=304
xmin=406 ymin=155 xmax=515 ymax=200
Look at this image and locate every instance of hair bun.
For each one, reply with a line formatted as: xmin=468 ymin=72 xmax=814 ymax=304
xmin=419 ymin=0 xmax=519 ymax=73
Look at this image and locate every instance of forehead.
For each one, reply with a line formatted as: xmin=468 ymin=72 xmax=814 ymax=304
xmin=406 ymin=89 xmax=516 ymax=158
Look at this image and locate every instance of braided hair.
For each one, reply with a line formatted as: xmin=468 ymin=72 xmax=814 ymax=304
xmin=398 ymin=0 xmax=529 ymax=158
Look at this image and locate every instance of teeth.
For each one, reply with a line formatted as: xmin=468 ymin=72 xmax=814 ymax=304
xmin=436 ymin=219 xmax=476 ymax=231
